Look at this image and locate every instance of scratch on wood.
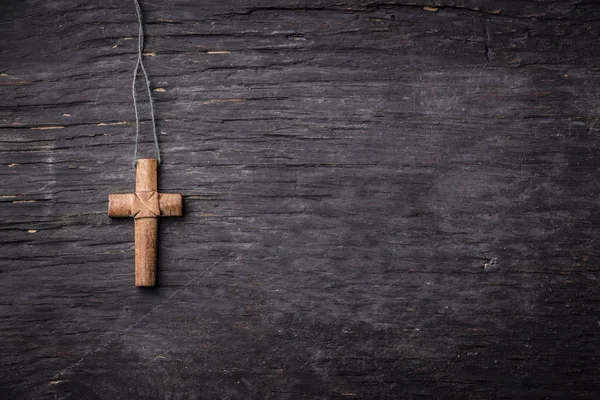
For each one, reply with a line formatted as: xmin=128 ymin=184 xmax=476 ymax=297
xmin=97 ymin=122 xmax=128 ymax=126
xmin=200 ymin=99 xmax=245 ymax=104
xmin=0 ymin=81 xmax=30 ymax=85
xmin=31 ymin=126 xmax=64 ymax=130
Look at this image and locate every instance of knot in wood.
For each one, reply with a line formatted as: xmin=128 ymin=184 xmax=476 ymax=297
xmin=133 ymin=191 xmax=160 ymax=218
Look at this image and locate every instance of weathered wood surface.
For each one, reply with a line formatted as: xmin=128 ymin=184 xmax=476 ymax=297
xmin=1 ymin=0 xmax=600 ymax=398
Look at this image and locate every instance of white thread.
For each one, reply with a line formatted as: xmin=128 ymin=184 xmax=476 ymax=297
xmin=132 ymin=0 xmax=160 ymax=168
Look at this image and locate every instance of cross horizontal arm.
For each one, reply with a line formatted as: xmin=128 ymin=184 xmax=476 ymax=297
xmin=108 ymin=192 xmax=182 ymax=218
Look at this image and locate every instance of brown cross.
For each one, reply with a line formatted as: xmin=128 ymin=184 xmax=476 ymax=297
xmin=108 ymin=158 xmax=182 ymax=286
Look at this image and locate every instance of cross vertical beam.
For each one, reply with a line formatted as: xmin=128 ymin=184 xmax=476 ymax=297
xmin=134 ymin=158 xmax=158 ymax=286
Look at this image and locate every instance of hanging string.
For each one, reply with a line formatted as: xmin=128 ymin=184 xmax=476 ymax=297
xmin=132 ymin=0 xmax=161 ymax=168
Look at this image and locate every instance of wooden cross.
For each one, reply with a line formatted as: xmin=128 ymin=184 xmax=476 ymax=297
xmin=108 ymin=158 xmax=182 ymax=286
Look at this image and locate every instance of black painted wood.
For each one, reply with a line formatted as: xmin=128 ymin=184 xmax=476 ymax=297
xmin=1 ymin=1 xmax=600 ymax=398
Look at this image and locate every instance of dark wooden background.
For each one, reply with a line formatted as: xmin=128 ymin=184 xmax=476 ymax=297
xmin=2 ymin=0 xmax=600 ymax=398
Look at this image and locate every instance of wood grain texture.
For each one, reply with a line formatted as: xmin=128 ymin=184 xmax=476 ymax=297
xmin=134 ymin=217 xmax=157 ymax=287
xmin=1 ymin=0 xmax=600 ymax=398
